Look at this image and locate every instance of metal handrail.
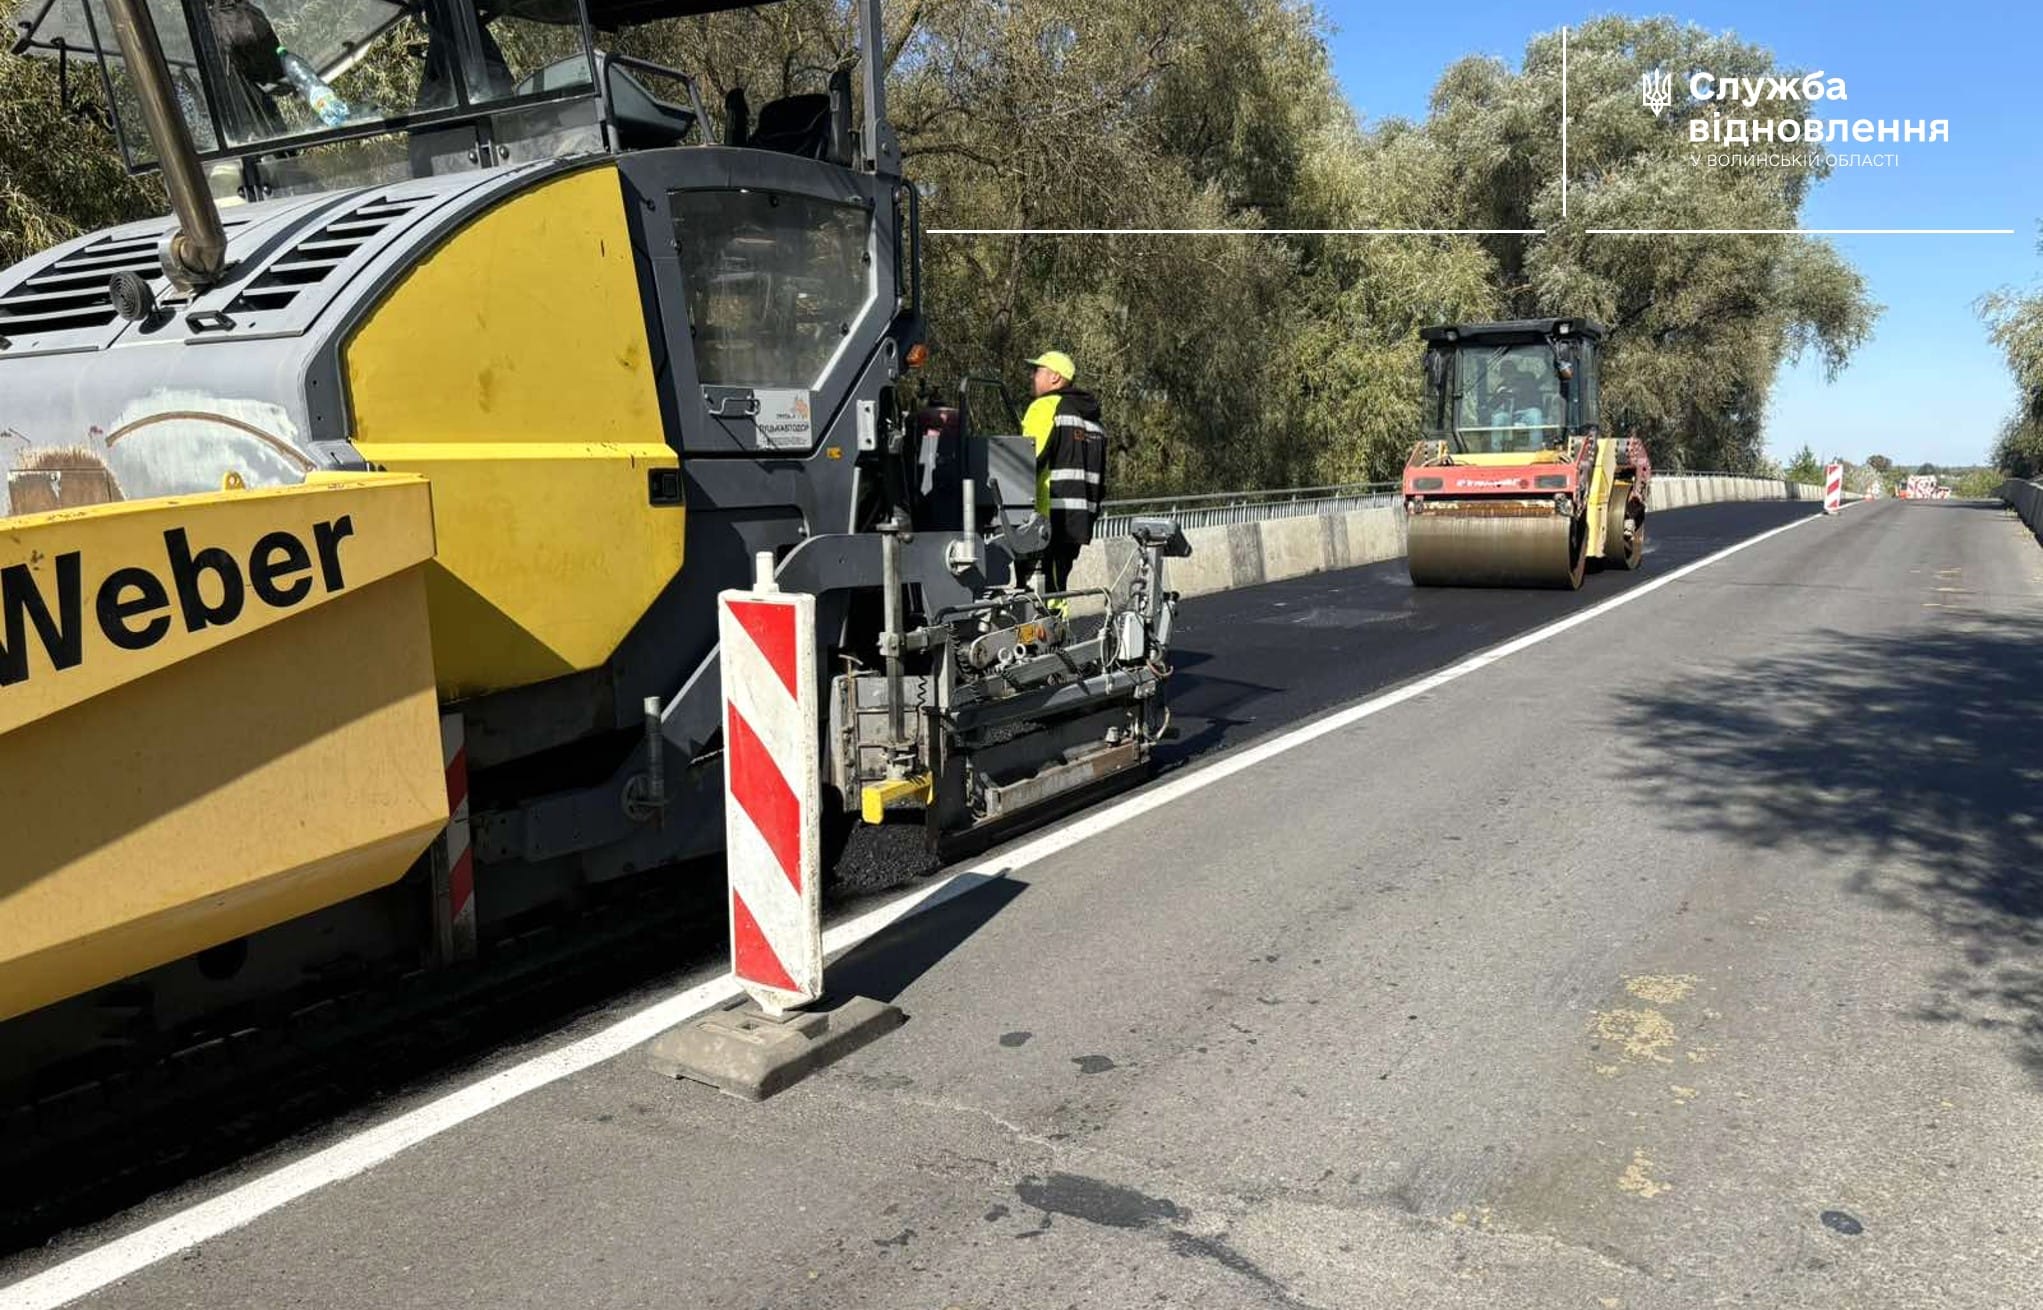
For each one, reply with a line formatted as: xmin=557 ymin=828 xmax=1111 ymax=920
xmin=1094 ymin=471 xmax=1811 ymax=539
xmin=1096 ymin=481 xmax=1398 ymax=538
xmin=1101 ymin=480 xmax=1396 ymax=512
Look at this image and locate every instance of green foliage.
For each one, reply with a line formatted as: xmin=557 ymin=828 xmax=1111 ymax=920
xmin=1865 ymin=454 xmax=1891 ymax=473
xmin=1954 ymin=468 xmax=2002 ymax=498
xmin=0 ymin=6 xmax=1877 ymax=490
xmin=0 ymin=49 xmax=161 ymax=268
xmin=1977 ymin=243 xmax=2043 ymax=479
xmin=1990 ymin=417 xmax=2043 ymax=481
xmin=1784 ymin=444 xmax=1822 ymax=484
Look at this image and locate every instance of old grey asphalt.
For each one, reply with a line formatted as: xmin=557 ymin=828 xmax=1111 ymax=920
xmin=36 ymin=500 xmax=2043 ymax=1307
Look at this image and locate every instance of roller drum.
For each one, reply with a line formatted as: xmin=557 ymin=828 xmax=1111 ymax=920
xmin=1603 ymin=488 xmax=1644 ymax=570
xmin=1407 ymin=504 xmax=1586 ymax=589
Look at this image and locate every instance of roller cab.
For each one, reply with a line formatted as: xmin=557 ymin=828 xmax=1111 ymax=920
xmin=1402 ymin=319 xmax=1650 ymax=589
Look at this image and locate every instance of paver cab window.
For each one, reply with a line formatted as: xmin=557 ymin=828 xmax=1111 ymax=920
xmin=670 ymin=188 xmax=871 ymax=389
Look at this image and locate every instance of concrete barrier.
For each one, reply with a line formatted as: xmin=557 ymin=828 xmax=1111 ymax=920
xmin=1071 ymin=474 xmax=1824 ymax=603
xmin=1997 ymin=479 xmax=2043 ymax=538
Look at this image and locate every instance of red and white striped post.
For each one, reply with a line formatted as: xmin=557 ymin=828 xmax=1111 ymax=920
xmin=647 ymin=557 xmax=914 ymax=1096
xmin=1823 ymin=462 xmax=1843 ymax=515
xmin=434 ymin=713 xmax=478 ymax=963
xmin=717 ymin=558 xmax=822 ymax=1014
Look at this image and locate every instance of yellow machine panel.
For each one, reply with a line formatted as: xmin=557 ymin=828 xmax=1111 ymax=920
xmin=1439 ymin=451 xmax=1573 ymax=467
xmin=1 ymin=476 xmax=435 ymax=732
xmin=1584 ymin=437 xmax=1618 ymax=557
xmin=0 ymin=476 xmax=445 ymax=1020
xmin=346 ymin=165 xmax=685 ymax=698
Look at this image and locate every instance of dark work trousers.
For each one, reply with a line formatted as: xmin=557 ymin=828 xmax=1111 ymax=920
xmin=1021 ymin=541 xmax=1082 ymax=595
xmin=1043 ymin=541 xmax=1081 ymax=593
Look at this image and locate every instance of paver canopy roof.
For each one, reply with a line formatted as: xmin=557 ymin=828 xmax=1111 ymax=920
xmin=10 ymin=0 xmax=783 ymax=69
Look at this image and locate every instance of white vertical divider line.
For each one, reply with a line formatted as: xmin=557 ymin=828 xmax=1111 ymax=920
xmin=1561 ymin=27 xmax=1568 ymax=219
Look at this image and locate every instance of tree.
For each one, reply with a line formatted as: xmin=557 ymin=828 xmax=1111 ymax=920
xmin=1991 ymin=414 xmax=2043 ymax=480
xmin=1785 ymin=445 xmax=1822 ymax=484
xmin=1866 ymin=454 xmax=1892 ymax=473
xmin=1916 ymin=462 xmax=1938 ymax=476
xmin=1977 ymin=246 xmax=2043 ymax=478
xmin=0 ymin=51 xmax=160 ymax=268
xmin=1955 ymin=468 xmax=2002 ymax=498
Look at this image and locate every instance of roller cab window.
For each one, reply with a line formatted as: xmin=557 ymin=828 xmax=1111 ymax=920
xmin=1452 ymin=344 xmax=1567 ymax=455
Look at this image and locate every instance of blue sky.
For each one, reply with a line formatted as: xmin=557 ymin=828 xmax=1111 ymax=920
xmin=1322 ymin=1 xmax=2041 ymax=469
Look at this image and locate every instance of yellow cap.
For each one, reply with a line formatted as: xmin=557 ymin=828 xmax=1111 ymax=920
xmin=1026 ymin=350 xmax=1076 ymax=383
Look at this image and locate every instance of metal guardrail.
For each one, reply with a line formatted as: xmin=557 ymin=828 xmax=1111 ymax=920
xmin=1096 ymin=481 xmax=1399 ymax=538
xmin=1096 ymin=472 xmax=1789 ymax=538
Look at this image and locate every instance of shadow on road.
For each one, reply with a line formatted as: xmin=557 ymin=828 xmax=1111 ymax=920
xmin=826 ymin=873 xmax=1029 ymax=1004
xmin=1611 ymin=615 xmax=2043 ymax=1086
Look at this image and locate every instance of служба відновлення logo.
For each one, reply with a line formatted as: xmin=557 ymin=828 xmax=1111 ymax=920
xmin=1642 ymin=69 xmax=1674 ymax=117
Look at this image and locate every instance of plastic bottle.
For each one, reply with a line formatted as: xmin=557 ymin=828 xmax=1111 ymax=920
xmin=278 ymin=49 xmax=351 ymax=128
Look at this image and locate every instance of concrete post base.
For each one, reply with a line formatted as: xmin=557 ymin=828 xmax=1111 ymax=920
xmin=646 ymin=995 xmax=906 ymax=1100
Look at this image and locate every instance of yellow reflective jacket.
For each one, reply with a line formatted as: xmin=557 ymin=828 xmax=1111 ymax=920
xmin=1022 ymin=394 xmax=1059 ymax=518
xmin=1020 ymin=387 xmax=1107 ymax=545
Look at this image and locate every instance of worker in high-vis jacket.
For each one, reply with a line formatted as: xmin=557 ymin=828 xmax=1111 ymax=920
xmin=1019 ymin=350 xmax=1108 ymax=597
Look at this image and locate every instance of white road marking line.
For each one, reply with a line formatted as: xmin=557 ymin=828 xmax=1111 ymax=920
xmin=0 ymin=505 xmax=1825 ymax=1310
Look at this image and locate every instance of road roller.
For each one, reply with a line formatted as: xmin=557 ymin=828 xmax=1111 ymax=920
xmin=0 ymin=0 xmax=1186 ymax=1089
xmin=1402 ymin=319 xmax=1650 ymax=589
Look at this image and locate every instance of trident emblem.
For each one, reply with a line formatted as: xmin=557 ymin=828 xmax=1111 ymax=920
xmin=1641 ymin=69 xmax=1674 ymax=117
